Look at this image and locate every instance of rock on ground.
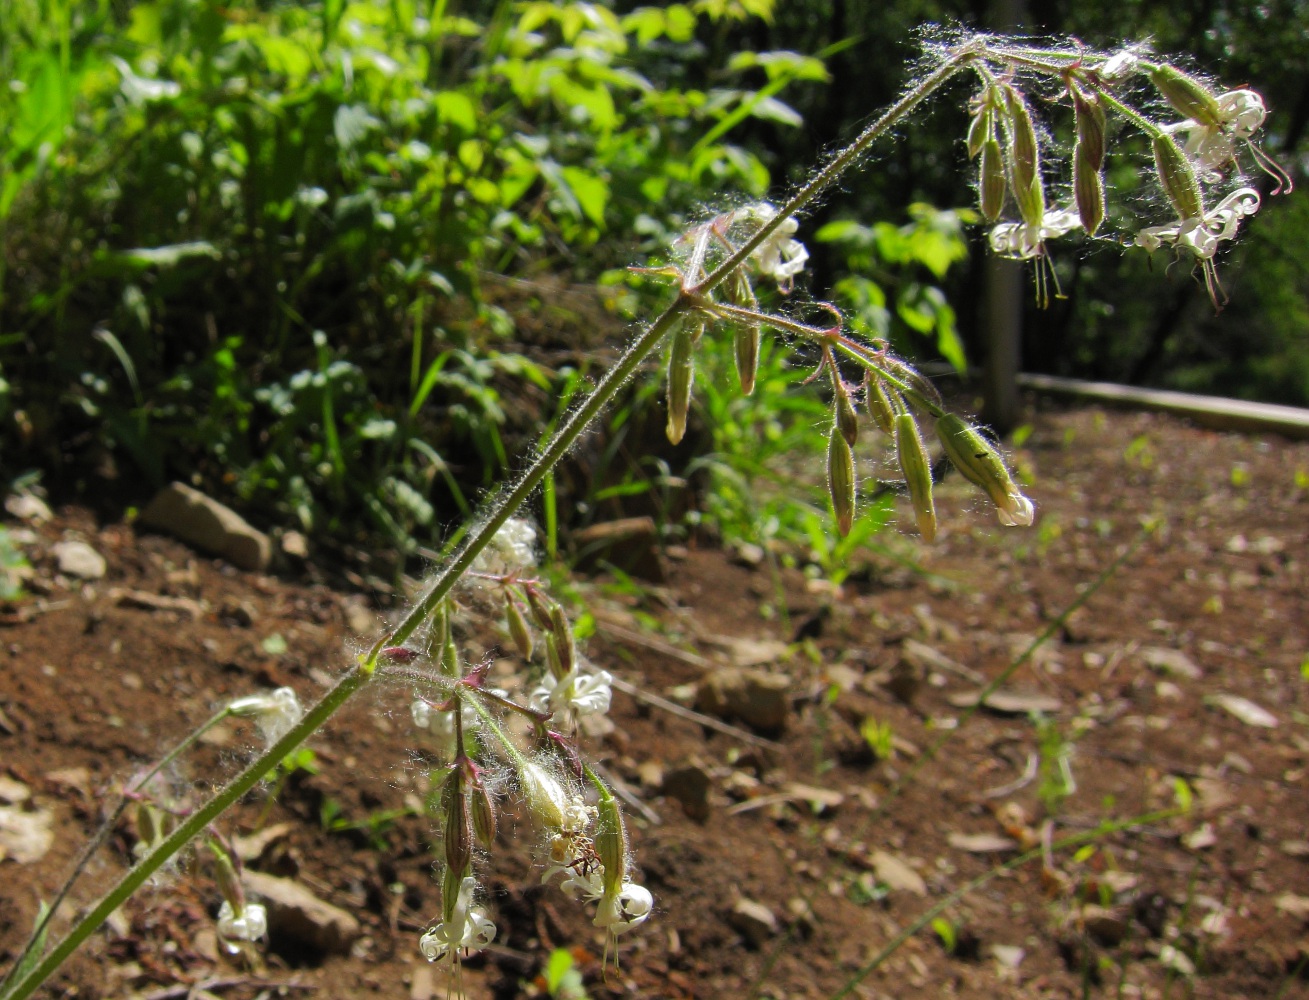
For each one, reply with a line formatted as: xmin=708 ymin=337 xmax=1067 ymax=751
xmin=242 ymin=870 xmax=361 ymax=956
xmin=138 ymin=482 xmax=272 ymax=571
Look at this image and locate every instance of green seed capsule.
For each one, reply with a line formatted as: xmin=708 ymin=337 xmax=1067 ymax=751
xmin=895 ymin=413 xmax=936 ymax=543
xmin=979 ymin=137 xmax=1006 ymax=222
xmin=666 ymin=319 xmax=698 ymax=445
xmin=548 ymin=604 xmax=575 ymax=676
xmin=441 ymin=859 xmax=465 ymax=925
xmin=505 ymin=593 xmax=534 ymax=661
xmin=525 ymin=587 xmax=554 ymax=631
xmin=1152 ymin=134 xmax=1204 ymax=221
xmin=827 ymin=425 xmax=855 ymax=537
xmin=1149 ymin=64 xmax=1222 ymax=128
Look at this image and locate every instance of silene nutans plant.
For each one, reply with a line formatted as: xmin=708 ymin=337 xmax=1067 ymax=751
xmin=0 ymin=29 xmax=1292 ymax=1000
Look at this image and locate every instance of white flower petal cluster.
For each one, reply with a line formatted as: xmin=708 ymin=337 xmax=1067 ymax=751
xmin=419 ymin=876 xmax=496 ymax=963
xmin=988 ymin=207 xmax=1082 ymax=259
xmin=469 ymin=517 xmax=537 ymax=577
xmin=594 ymin=882 xmax=654 ymax=937
xmin=217 ymin=900 xmax=267 ymax=953
xmin=1168 ymin=89 xmax=1265 ymax=175
xmin=228 ymin=687 xmax=303 ymax=745
xmin=1136 ymin=187 xmax=1261 ymax=259
xmin=742 ymin=203 xmax=809 ymax=287
xmin=529 ymin=666 xmax=613 ymax=721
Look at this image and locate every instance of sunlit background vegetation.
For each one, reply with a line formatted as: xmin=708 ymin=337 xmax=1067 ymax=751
xmin=2 ymin=0 xmax=1306 ymax=566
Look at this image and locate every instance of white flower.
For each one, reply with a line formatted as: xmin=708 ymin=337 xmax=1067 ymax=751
xmin=1167 ymin=89 xmax=1266 ymax=175
xmin=988 ymin=207 xmax=1082 ymax=259
xmin=594 ymin=882 xmax=653 ymax=937
xmin=217 ymin=900 xmax=267 ymax=953
xmin=469 ymin=518 xmax=537 ymax=577
xmin=419 ymin=877 xmax=496 ymax=963
xmin=228 ymin=687 xmax=303 ymax=745
xmin=741 ymin=203 xmax=809 ymax=288
xmin=529 ymin=666 xmax=613 ymax=722
xmin=996 ymin=491 xmax=1035 ymax=528
xmin=1135 ymin=187 xmax=1261 ymax=260
xmin=111 ymin=56 xmax=181 ymax=105
xmin=1099 ymin=48 xmax=1142 ymax=82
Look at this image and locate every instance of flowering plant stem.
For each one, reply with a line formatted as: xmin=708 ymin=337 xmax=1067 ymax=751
xmin=1 ymin=40 xmax=980 ymax=1000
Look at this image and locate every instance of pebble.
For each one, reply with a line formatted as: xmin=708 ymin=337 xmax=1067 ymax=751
xmin=53 ymin=540 xmax=107 ymax=580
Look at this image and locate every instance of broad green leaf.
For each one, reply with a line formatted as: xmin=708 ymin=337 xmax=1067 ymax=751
xmin=561 ymin=166 xmax=608 ymax=226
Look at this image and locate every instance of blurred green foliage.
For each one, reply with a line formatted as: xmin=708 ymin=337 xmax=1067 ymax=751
xmin=0 ymin=0 xmax=829 ymax=554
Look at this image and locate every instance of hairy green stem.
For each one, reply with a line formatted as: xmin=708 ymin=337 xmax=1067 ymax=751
xmin=1 ymin=669 xmax=366 ymax=1000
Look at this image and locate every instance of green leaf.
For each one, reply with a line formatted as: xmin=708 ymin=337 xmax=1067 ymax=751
xmin=560 ymin=167 xmax=608 ymax=226
xmin=434 ymin=91 xmax=477 ymax=134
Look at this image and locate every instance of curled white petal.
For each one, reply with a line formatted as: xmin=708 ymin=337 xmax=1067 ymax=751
xmin=1136 ymin=187 xmax=1260 ymax=260
xmin=419 ymin=876 xmax=497 ymax=963
xmin=229 ymin=687 xmax=303 ymax=745
xmin=741 ymin=203 xmax=809 ymax=286
xmin=594 ymin=882 xmax=653 ymax=936
xmin=989 ymin=207 xmax=1082 ymax=259
xmin=996 ymin=493 xmax=1035 ymax=527
xmin=530 ymin=666 xmax=614 ymax=721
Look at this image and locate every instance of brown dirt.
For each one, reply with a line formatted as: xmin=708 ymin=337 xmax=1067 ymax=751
xmin=2 ymin=400 xmax=1308 ymax=1000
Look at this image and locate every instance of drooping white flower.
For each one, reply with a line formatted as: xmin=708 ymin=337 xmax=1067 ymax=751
xmin=469 ymin=518 xmax=537 ymax=577
xmin=741 ymin=203 xmax=809 ymax=289
xmin=594 ymin=882 xmax=653 ymax=937
xmin=217 ymin=900 xmax=267 ymax=953
xmin=988 ymin=206 xmax=1082 ymax=259
xmin=1135 ymin=187 xmax=1261 ymax=259
xmin=529 ymin=666 xmax=613 ymax=722
xmin=228 ymin=687 xmax=303 ymax=745
xmin=1166 ymin=89 xmax=1266 ymax=176
xmin=418 ymin=876 xmax=497 ymax=963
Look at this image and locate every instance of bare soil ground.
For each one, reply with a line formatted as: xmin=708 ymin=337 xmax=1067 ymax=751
xmin=2 ymin=400 xmax=1308 ymax=1000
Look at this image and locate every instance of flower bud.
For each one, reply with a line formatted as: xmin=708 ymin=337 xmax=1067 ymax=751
xmin=1152 ymin=134 xmax=1204 ymax=222
xmin=594 ymin=789 xmax=629 ymax=898
xmin=665 ymin=318 xmax=698 ymax=445
xmin=441 ymin=766 xmax=472 ymax=878
xmin=210 ymin=840 xmax=245 ymax=914
xmin=726 ymin=269 xmax=761 ymax=396
xmin=470 ymin=775 xmax=497 ymax=848
xmin=864 ymin=374 xmax=897 ymax=435
xmin=979 ymin=137 xmax=1006 ymax=222
xmin=524 ymin=586 xmax=554 ymax=631
xmin=504 ymin=592 xmax=534 ymax=661
xmin=441 ymin=859 xmax=465 ymax=925
xmin=827 ymin=425 xmax=855 ymax=537
xmin=934 ymin=413 xmax=1035 ymax=527
xmin=1149 ymin=64 xmax=1222 ymax=128
xmin=545 ymin=633 xmax=565 ymax=682
xmin=895 ymin=413 xmax=936 ymax=543
xmin=966 ymin=106 xmax=991 ymax=159
xmin=519 ymin=761 xmax=568 ymax=830
xmin=1003 ymin=86 xmax=1045 ymax=228
xmin=548 ymin=604 xmax=575 ymax=676
xmin=1072 ymin=86 xmax=1106 ymax=235
xmin=835 ymin=385 xmax=859 ymax=449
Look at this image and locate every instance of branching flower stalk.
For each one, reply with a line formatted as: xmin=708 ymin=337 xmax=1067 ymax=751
xmin=1 ymin=32 xmax=1290 ymax=1000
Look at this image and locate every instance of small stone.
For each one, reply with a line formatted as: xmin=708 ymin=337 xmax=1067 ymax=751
xmin=0 ymin=776 xmax=31 ymax=804
xmin=729 ymin=898 xmax=778 ymax=948
xmin=785 ymin=897 xmax=816 ymax=939
xmin=281 ymin=530 xmax=309 ymax=560
xmin=5 ymin=494 xmax=52 ymax=523
xmin=1082 ymin=904 xmax=1128 ymax=946
xmin=696 ymin=668 xmax=790 ymax=733
xmin=0 ymin=804 xmax=54 ymax=863
xmin=242 ymin=871 xmax=361 ymax=955
xmin=52 ymin=540 xmax=106 ymax=580
xmin=662 ymin=761 xmax=713 ymax=823
xmin=636 ymin=760 xmax=664 ymax=790
xmin=220 ymin=598 xmax=257 ymax=628
xmin=138 ymin=482 xmax=271 ymax=571
xmin=342 ymin=598 xmax=376 ymax=638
